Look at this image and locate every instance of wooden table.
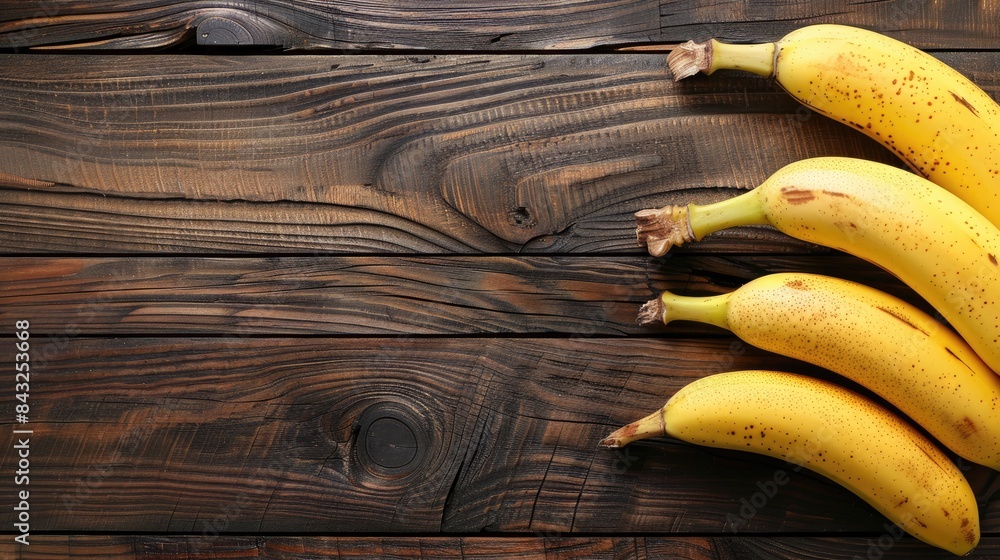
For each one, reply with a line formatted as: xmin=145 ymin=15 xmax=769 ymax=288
xmin=1 ymin=2 xmax=998 ymax=558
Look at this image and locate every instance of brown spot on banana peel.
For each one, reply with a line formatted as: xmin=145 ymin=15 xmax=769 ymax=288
xmin=833 ymin=220 xmax=859 ymax=233
xmin=943 ymin=346 xmax=981 ymax=382
xmin=888 ymin=149 xmax=929 ymax=178
xmin=990 ymin=253 xmax=998 ymax=266
xmin=961 ymin=518 xmax=977 ymax=546
xmin=789 ymin=186 xmax=855 ymax=203
xmin=784 ymin=279 xmax=809 ymax=290
xmin=780 ymin=187 xmax=816 ymax=205
xmin=779 ymin=187 xmax=852 ymax=205
xmin=957 ymin=417 xmax=979 ymax=439
xmin=822 ymin=190 xmax=852 ymax=199
xmin=950 ymin=91 xmax=980 ymax=117
xmin=875 ymin=306 xmax=930 ymax=336
xmin=906 ymin=430 xmax=956 ymax=475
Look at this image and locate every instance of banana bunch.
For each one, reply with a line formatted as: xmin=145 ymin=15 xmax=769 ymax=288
xmin=606 ymin=24 xmax=1000 ymax=555
xmin=637 ymin=156 xmax=1000 ymax=373
xmin=636 ymin=272 xmax=1000 ymax=471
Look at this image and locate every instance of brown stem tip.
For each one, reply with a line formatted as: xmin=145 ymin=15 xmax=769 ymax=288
xmin=666 ymin=40 xmax=712 ymax=81
xmin=599 ymin=410 xmax=667 ymax=448
xmin=636 ymin=296 xmax=665 ymax=326
xmin=599 ymin=422 xmax=639 ymax=448
xmin=598 ymin=433 xmax=627 ymax=449
xmin=635 ymin=205 xmax=694 ymax=257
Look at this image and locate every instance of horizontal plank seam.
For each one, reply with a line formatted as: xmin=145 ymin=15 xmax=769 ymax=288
xmin=7 ymin=530 xmax=1000 ymax=538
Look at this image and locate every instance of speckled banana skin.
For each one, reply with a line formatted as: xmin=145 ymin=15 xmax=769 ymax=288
xmin=668 ymin=24 xmax=1000 ymax=228
xmin=635 ymin=156 xmax=1000 ymax=374
xmin=601 ymin=370 xmax=980 ymax=556
xmin=638 ymin=272 xmax=1000 ymax=469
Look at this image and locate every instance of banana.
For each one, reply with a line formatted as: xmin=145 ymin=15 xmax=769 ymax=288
xmin=637 ymin=272 xmax=1000 ymax=469
xmin=635 ymin=156 xmax=1000 ymax=374
xmin=666 ymin=24 xmax=1000 ymax=228
xmin=600 ymin=369 xmax=980 ymax=556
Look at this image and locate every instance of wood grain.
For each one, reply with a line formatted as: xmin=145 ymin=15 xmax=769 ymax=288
xmin=9 ymin=52 xmax=997 ymax=254
xmin=0 ymin=1 xmax=998 ymax=51
xmin=6 ymin=336 xmax=996 ymax=535
xmin=5 ymin=535 xmax=1000 ymax=559
xmin=0 ymin=254 xmax=922 ymax=336
xmin=2 ymin=5 xmax=999 ymax=556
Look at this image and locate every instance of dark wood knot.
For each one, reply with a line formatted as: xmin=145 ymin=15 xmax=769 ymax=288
xmin=509 ymin=206 xmax=534 ymax=228
xmin=353 ymin=403 xmax=428 ymax=481
xmin=197 ymin=16 xmax=255 ymax=46
xmin=366 ymin=417 xmax=417 ymax=468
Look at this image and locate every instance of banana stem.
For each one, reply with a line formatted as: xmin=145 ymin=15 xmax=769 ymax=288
xmin=635 ymin=189 xmax=769 ymax=257
xmin=635 ymin=205 xmax=695 ymax=257
xmin=599 ymin=409 xmax=667 ymax=448
xmin=638 ymin=290 xmax=731 ymax=330
xmin=667 ymin=39 xmax=776 ymax=80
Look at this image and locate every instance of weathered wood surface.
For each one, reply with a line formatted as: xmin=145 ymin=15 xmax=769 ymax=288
xmin=0 ymin=51 xmax=964 ymax=255
xmin=3 ymin=336 xmax=998 ymax=536
xmin=4 ymin=52 xmax=998 ymax=254
xmin=3 ymin=6 xmax=1000 ymax=558
xmin=5 ymin=535 xmax=1000 ymax=559
xmin=1 ymin=254 xmax=925 ymax=336
xmin=1 ymin=0 xmax=998 ymax=51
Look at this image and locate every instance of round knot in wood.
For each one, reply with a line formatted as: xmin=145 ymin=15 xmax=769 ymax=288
xmin=197 ymin=16 xmax=254 ymax=46
xmin=509 ymin=206 xmax=534 ymax=228
xmin=366 ymin=417 xmax=417 ymax=468
xmin=353 ymin=403 xmax=429 ymax=483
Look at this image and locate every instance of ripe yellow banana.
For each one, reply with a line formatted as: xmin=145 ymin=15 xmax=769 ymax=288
xmin=638 ymin=272 xmax=1000 ymax=469
xmin=666 ymin=24 xmax=1000 ymax=228
xmin=635 ymin=156 xmax=1000 ymax=374
xmin=600 ymin=369 xmax=980 ymax=556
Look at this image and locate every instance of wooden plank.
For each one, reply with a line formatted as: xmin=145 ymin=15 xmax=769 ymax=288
xmin=0 ymin=1 xmax=997 ymax=51
xmin=3 ymin=51 xmax=997 ymax=255
xmin=0 ymin=254 xmax=923 ymax=336
xmin=6 ymin=535 xmax=1000 ymax=559
xmin=2 ymin=336 xmax=997 ymax=535
xmin=0 ymin=51 xmax=934 ymax=254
